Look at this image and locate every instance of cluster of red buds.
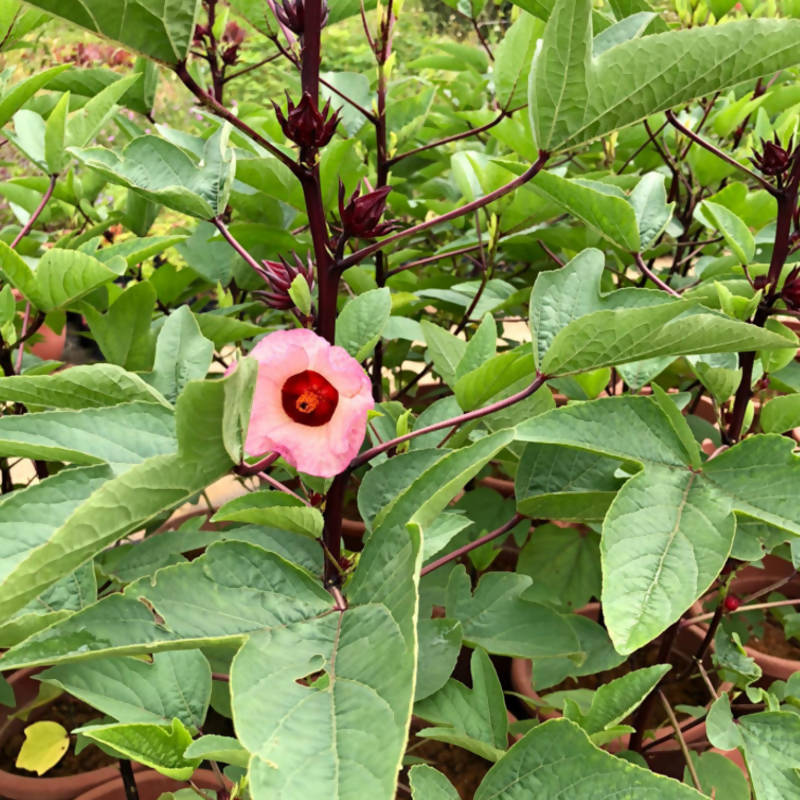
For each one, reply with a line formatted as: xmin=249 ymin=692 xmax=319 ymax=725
xmin=337 ymin=180 xmax=397 ymax=239
xmin=781 ymin=266 xmax=800 ymax=309
xmin=751 ymin=134 xmax=797 ymax=178
xmin=255 ymin=251 xmax=315 ymax=311
xmin=192 ymin=21 xmax=246 ymax=65
xmin=273 ymin=92 xmax=340 ymax=154
xmin=275 ymin=0 xmax=329 ymax=35
xmin=221 ymin=21 xmax=246 ymax=64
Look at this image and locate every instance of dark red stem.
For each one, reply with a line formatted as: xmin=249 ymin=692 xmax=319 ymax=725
xmin=420 ymin=513 xmax=524 ymax=576
xmin=351 ymin=373 xmax=548 ymax=469
xmin=322 ymin=472 xmax=347 ymax=586
xmin=339 ymin=151 xmax=550 ymax=270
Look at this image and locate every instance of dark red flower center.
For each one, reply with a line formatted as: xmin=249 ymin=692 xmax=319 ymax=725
xmin=281 ymin=370 xmax=338 ymax=426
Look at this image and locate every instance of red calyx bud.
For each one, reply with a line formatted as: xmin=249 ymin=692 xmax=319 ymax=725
xmin=723 ymin=594 xmax=741 ymax=612
xmin=275 ymin=0 xmax=329 ymax=35
xmin=782 ymin=267 xmax=800 ymax=309
xmin=221 ymin=45 xmax=240 ymax=65
xmin=255 ymin=251 xmax=315 ymax=312
xmin=222 ymin=21 xmax=246 ymax=45
xmin=193 ymin=23 xmax=209 ymax=44
xmin=272 ymin=92 xmax=340 ymax=154
xmin=751 ymin=134 xmax=794 ymax=177
xmin=752 ymin=274 xmax=769 ymax=292
xmin=338 ymin=180 xmax=397 ymax=239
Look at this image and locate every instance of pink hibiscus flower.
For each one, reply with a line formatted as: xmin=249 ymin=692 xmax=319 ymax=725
xmin=242 ymin=328 xmax=373 ymax=477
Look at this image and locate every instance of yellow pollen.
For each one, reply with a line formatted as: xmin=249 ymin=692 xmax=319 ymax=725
xmin=296 ymin=390 xmax=320 ymax=414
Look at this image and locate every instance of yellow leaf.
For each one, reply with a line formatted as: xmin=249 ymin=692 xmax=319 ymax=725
xmin=15 ymin=721 xmax=69 ymax=775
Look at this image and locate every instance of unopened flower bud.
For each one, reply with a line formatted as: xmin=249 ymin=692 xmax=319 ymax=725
xmin=782 ymin=267 xmax=800 ymax=309
xmin=338 ymin=180 xmax=396 ymax=239
xmin=222 ymin=21 xmax=246 ymax=45
xmin=272 ymin=92 xmax=340 ymax=154
xmin=256 ymin=252 xmax=315 ymax=312
xmin=221 ymin=44 xmax=240 ymax=65
xmin=193 ymin=23 xmax=208 ymax=44
xmin=751 ymin=135 xmax=795 ymax=177
xmin=275 ymin=0 xmax=329 ymax=35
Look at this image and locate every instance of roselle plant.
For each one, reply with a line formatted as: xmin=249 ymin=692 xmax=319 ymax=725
xmin=3 ymin=0 xmax=800 ymax=797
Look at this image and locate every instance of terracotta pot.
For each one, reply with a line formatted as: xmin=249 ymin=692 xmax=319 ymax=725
xmin=692 ymin=556 xmax=800 ymax=681
xmin=76 ymin=767 xmax=228 ymax=800
xmin=28 ymin=324 xmax=67 ymax=361
xmin=0 ymin=669 xmax=137 ymax=800
xmin=10 ymin=289 xmax=66 ymax=362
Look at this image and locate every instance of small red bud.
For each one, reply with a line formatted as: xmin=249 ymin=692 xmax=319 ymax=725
xmin=222 ymin=21 xmax=246 ymax=45
xmin=724 ymin=594 xmax=741 ymax=612
xmin=751 ymin=134 xmax=795 ymax=177
xmin=337 ymin=180 xmax=397 ymax=239
xmin=782 ymin=267 xmax=800 ymax=310
xmin=273 ymin=92 xmax=340 ymax=156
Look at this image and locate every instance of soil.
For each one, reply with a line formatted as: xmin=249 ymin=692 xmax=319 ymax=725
xmin=0 ymin=694 xmax=116 ymax=778
xmin=747 ymin=618 xmax=800 ymax=661
xmin=536 ymin=637 xmax=709 ymax=733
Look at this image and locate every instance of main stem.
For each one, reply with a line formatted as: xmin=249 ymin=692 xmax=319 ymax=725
xmin=370 ymin=3 xmax=394 ymax=401
xmin=728 ymin=164 xmax=799 ymax=442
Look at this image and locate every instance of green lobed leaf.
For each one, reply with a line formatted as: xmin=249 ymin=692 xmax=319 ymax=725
xmin=531 ymin=171 xmax=640 ymax=250
xmin=696 ymin=200 xmax=755 ymax=265
xmin=77 ymin=719 xmax=200 ymax=780
xmin=213 ymin=491 xmax=324 ymax=539
xmin=65 ymin=74 xmax=141 ymax=149
xmin=542 ymin=304 xmax=790 ymax=377
xmin=576 ymin=664 xmax=670 ymax=734
xmin=335 ymin=287 xmax=392 ymax=361
xmin=415 ymin=648 xmax=508 ymax=763
xmin=514 ymin=445 xmax=622 ymax=523
xmin=421 ymin=320 xmax=466 ymax=387
xmin=0 ymin=65 xmax=70 ymax=129
xmin=149 ymin=305 xmax=214 ymax=404
xmin=515 ymin=395 xmax=695 ymax=467
xmin=494 ymin=12 xmax=543 ymax=110
xmin=0 ymin=373 xmax=236 ymax=621
xmin=0 ymin=563 xmax=97 ymax=648
xmin=517 ymin=524 xmax=602 ymax=611
xmin=0 ymin=364 xmax=169 ymax=409
xmin=446 ymin=566 xmax=581 ymax=661
xmin=80 ymin=281 xmax=158 ymax=371
xmin=3 ymin=528 xmax=422 ymax=800
xmin=739 ymin=711 xmax=800 ymax=800
xmin=183 ymin=735 xmax=249 ymax=768
xmin=704 ymin=435 xmax=800 ymax=536
xmin=18 ymin=0 xmax=201 ymax=64
xmin=0 ymin=243 xmax=117 ymax=312
xmin=760 ymin=394 xmax=800 ymax=434
xmin=409 ymin=765 xmax=460 ymax=800
xmin=415 ymin=618 xmax=462 ymax=702
xmin=70 ymin=127 xmax=234 ymax=219
xmin=474 ymin=718 xmax=705 ymax=799
xmin=602 ymin=464 xmax=736 ymax=654
xmin=0 ymin=402 xmax=176 ymax=471
xmin=39 ymin=650 xmax=211 ymax=729
xmin=530 ymin=0 xmax=800 ymax=152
